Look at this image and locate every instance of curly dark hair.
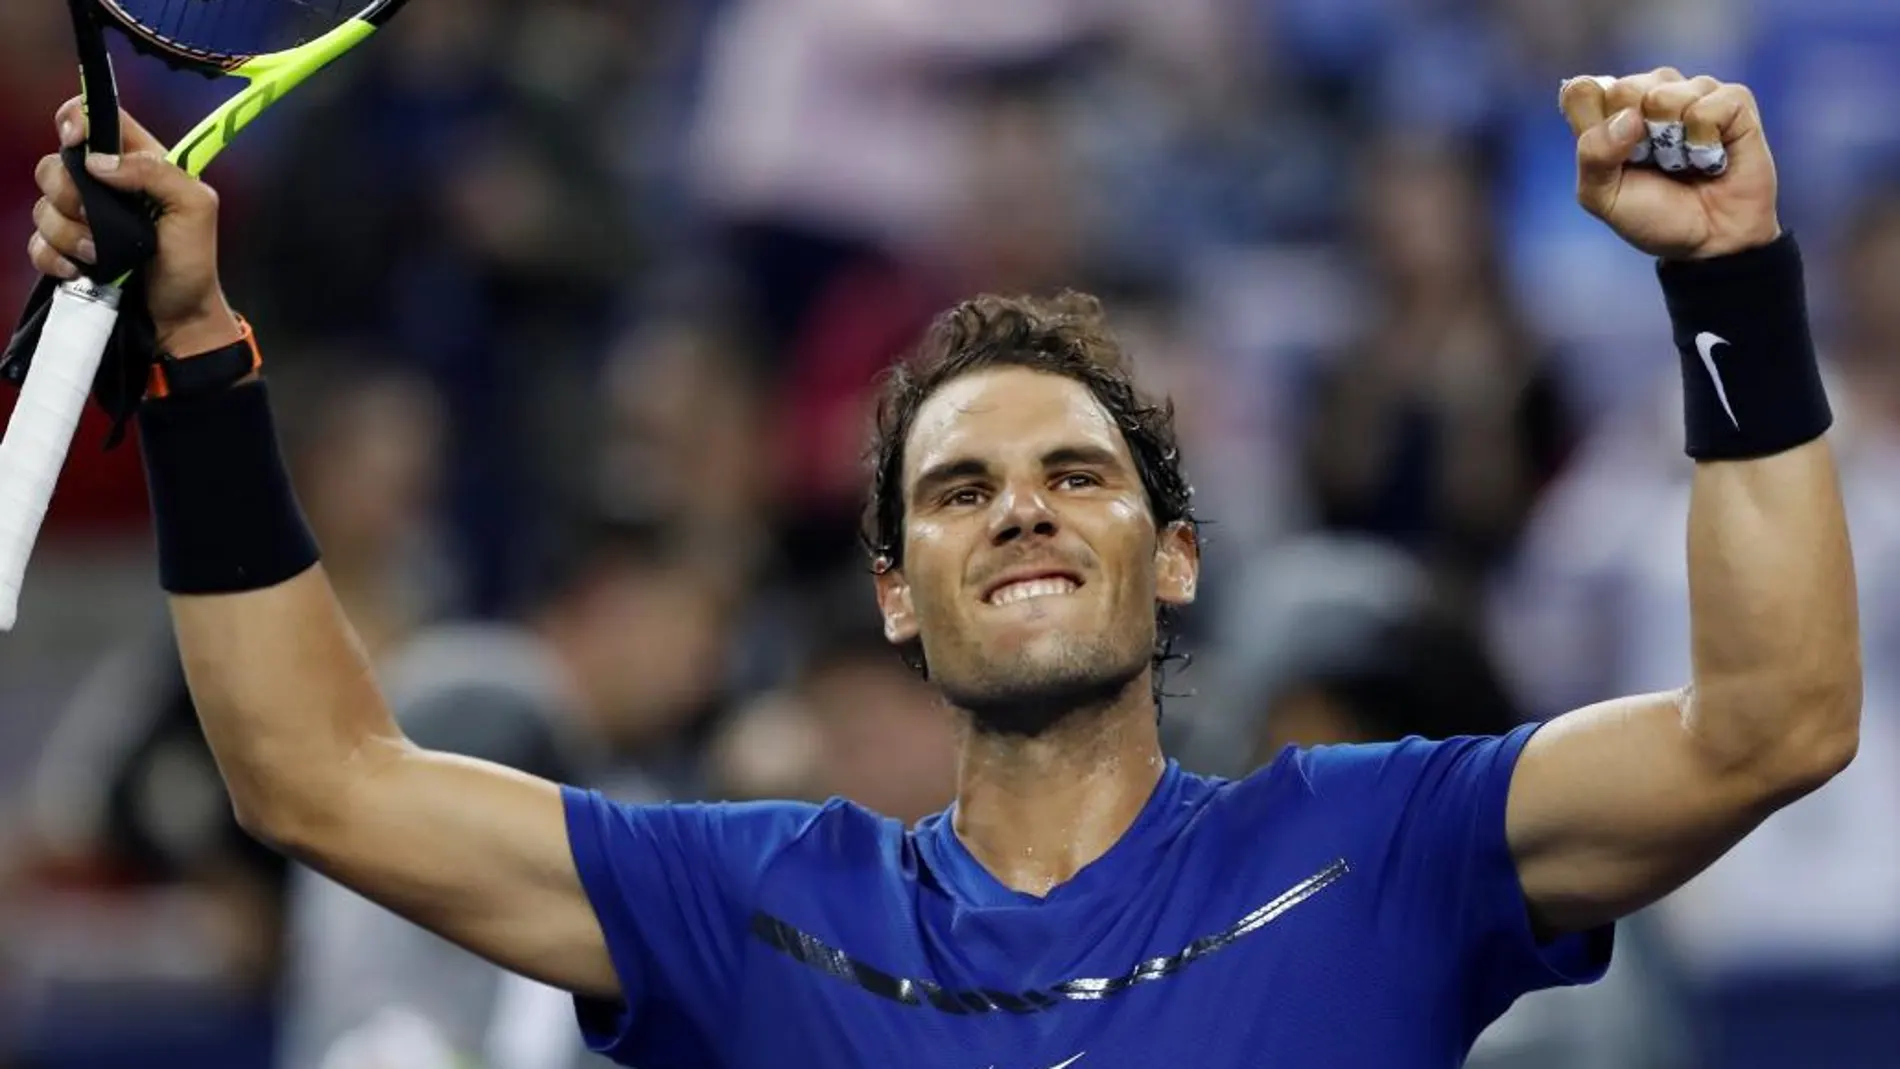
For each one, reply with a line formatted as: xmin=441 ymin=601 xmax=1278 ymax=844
xmin=861 ymin=291 xmax=1199 ymax=696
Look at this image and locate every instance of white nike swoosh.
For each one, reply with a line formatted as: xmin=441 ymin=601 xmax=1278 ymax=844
xmin=1695 ymin=331 xmax=1741 ymax=429
xmin=1046 ymin=1055 xmax=1086 ymax=1069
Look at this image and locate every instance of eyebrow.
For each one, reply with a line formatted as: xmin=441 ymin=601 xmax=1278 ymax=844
xmin=1041 ymin=444 xmax=1124 ymax=473
xmin=911 ymin=457 xmax=991 ymax=505
xmin=911 ymin=444 xmax=1127 ymax=505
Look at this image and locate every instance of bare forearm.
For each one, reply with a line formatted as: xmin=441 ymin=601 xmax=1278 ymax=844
xmin=1685 ymin=438 xmax=1861 ymax=786
xmin=169 ymin=564 xmax=407 ymax=839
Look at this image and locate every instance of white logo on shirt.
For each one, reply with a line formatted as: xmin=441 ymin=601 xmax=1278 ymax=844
xmin=988 ymin=1053 xmax=1085 ymax=1069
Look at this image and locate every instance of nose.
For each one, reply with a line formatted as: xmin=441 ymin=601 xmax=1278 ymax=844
xmin=989 ymin=483 xmax=1058 ymax=547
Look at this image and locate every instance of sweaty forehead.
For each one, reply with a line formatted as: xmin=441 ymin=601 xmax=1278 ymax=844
xmin=903 ymin=367 xmax=1127 ymax=486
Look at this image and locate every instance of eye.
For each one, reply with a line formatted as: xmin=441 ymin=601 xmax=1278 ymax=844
xmin=1055 ymin=471 xmax=1102 ymax=491
xmin=943 ymin=486 xmax=989 ymax=508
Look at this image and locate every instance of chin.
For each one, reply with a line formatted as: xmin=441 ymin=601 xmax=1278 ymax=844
xmin=940 ymin=637 xmax=1146 ymax=738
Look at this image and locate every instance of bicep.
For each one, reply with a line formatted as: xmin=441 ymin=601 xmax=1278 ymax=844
xmin=291 ymin=744 xmax=619 ymax=1000
xmin=1507 ymin=690 xmax=1778 ymax=934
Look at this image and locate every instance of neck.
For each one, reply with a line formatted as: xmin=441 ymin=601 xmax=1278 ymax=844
xmin=950 ymin=677 xmax=1166 ymax=897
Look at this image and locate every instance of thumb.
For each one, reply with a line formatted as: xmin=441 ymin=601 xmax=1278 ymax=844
xmin=84 ymin=150 xmax=211 ymax=216
xmin=1575 ymin=108 xmax=1644 ymax=211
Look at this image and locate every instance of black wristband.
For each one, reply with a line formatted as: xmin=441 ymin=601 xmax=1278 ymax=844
xmin=1658 ymin=232 xmax=1832 ymax=461
xmin=137 ymin=379 xmax=321 ymax=595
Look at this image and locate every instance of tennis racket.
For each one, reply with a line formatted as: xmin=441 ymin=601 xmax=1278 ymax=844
xmin=0 ymin=0 xmax=410 ymax=631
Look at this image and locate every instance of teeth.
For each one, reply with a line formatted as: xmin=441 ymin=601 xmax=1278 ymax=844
xmin=989 ymin=577 xmax=1077 ymax=605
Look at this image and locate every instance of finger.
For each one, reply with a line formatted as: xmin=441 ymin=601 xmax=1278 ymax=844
xmin=1603 ymin=67 xmax=1683 ymax=118
xmin=115 ymin=109 xmax=167 ymax=157
xmin=55 ymin=97 xmax=168 ymax=156
xmin=31 ymin=196 xmax=96 ymax=265
xmin=34 ymin=153 xmax=87 ymax=221
xmin=1559 ymin=76 xmax=1608 ymax=138
xmin=55 ymin=96 xmax=84 ymax=148
xmin=27 ymin=232 xmax=80 ymax=281
xmin=1643 ymin=75 xmax=1721 ymax=124
xmin=1683 ymin=83 xmax=1761 ymax=176
xmin=1642 ymin=76 xmax=1721 ymax=173
xmin=1575 ymin=107 xmax=1645 ymax=217
xmin=1579 ymin=107 xmax=1647 ymax=174
xmin=1605 ymin=69 xmax=1678 ymax=166
xmin=84 ymin=150 xmax=216 ymax=218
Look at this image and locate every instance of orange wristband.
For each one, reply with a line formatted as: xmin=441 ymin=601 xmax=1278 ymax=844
xmin=146 ymin=315 xmax=262 ymax=401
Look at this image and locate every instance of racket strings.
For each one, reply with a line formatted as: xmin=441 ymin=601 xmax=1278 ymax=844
xmin=103 ymin=0 xmax=358 ymax=63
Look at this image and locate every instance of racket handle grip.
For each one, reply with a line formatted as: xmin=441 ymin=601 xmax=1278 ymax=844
xmin=0 ymin=282 xmax=120 ymax=631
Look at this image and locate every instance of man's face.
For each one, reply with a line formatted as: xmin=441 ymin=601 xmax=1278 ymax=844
xmin=875 ymin=367 xmax=1198 ymax=734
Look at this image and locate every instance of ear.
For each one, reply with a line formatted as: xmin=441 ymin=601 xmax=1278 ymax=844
xmin=873 ymin=561 xmax=920 ymax=645
xmin=1154 ymin=521 xmax=1199 ymax=607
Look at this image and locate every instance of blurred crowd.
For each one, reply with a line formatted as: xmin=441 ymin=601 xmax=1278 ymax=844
xmin=1 ymin=0 xmax=1898 ymax=1067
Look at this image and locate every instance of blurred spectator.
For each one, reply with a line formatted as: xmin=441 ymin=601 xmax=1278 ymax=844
xmin=688 ymin=0 xmax=1099 ymax=355
xmin=279 ymin=518 xmax=736 ymax=1069
xmin=709 ymin=573 xmax=956 ymax=826
xmin=591 ymin=314 xmax=773 ymax=584
xmin=1300 ymin=133 xmax=1577 ymax=612
xmin=233 ymin=0 xmax=656 ymax=616
xmin=1180 ymin=534 xmax=1481 ymax=779
xmin=1489 ymin=180 xmax=1900 ymax=1068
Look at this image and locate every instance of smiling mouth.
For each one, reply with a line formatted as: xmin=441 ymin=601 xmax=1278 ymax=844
xmin=985 ymin=575 xmax=1082 ymax=606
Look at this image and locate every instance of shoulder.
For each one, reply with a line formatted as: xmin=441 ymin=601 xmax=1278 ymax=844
xmin=1287 ymin=725 xmax=1540 ymax=793
xmin=562 ymin=789 xmax=907 ymax=884
xmin=768 ymin=795 xmax=923 ymax=885
xmin=1207 ymin=725 xmax=1544 ymax=838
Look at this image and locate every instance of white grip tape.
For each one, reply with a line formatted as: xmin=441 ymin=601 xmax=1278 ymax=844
xmin=0 ymin=282 xmax=121 ymax=631
xmin=1646 ymin=120 xmax=1688 ymax=172
xmin=1686 ymin=141 xmax=1728 ymax=176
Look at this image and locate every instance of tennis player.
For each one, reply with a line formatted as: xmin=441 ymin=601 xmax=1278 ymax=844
xmin=24 ymin=70 xmax=1860 ymax=1068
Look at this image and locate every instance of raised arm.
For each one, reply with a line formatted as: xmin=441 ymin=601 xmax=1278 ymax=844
xmin=170 ymin=572 xmax=617 ymax=998
xmin=1505 ymin=70 xmax=1862 ymax=935
xmin=25 ymin=102 xmax=618 ymax=999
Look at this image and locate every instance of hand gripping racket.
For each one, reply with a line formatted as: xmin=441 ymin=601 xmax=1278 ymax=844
xmin=0 ymin=0 xmax=410 ymax=630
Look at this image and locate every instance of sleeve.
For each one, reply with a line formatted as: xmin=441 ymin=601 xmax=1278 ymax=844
xmin=1298 ymin=724 xmax=1613 ymax=1031
xmin=561 ymin=787 xmax=819 ymax=1067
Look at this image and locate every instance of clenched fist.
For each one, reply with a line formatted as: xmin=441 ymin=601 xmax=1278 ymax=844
xmin=1560 ymin=69 xmax=1781 ymax=261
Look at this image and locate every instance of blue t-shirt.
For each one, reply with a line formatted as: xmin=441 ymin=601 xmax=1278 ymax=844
xmin=561 ymin=723 xmax=1611 ymax=1068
